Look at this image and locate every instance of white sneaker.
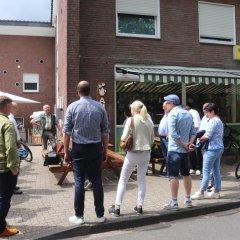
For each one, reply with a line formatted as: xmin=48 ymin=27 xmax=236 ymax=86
xmin=195 ymin=170 xmax=201 ymax=175
xmin=191 ymin=192 xmax=204 ymax=200
xmin=189 ymin=169 xmax=195 ymax=174
xmin=69 ymin=215 xmax=85 ymax=224
xmin=164 ymin=201 xmax=179 ymax=211
xmin=97 ymin=216 xmax=105 ymax=223
xmin=206 ymin=191 xmax=220 ymax=199
xmin=184 ymin=200 xmax=193 ymax=208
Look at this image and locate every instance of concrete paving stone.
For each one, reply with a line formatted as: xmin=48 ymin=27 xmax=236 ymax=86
xmin=5 ymin=146 xmax=240 ymax=239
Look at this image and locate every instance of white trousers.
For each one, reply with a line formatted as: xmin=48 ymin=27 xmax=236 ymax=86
xmin=115 ymin=151 xmax=150 ymax=206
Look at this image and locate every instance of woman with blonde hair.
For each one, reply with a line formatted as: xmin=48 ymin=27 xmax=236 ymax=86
xmin=108 ymin=100 xmax=154 ymax=216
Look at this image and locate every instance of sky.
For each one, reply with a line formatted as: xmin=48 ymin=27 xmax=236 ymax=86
xmin=0 ymin=0 xmax=52 ymax=22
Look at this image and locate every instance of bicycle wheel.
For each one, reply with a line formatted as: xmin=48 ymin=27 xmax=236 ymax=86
xmin=22 ymin=144 xmax=33 ymax=162
xmin=235 ymin=161 xmax=240 ymax=179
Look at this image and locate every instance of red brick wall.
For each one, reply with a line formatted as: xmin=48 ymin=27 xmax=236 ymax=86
xmin=0 ymin=35 xmax=55 ymax=137
xmin=65 ymin=0 xmax=240 ymax=143
xmin=66 ymin=0 xmax=81 ymax=105
xmin=77 ymin=0 xmax=240 ymax=68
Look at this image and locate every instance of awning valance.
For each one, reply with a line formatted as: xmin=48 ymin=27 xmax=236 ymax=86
xmin=116 ymin=66 xmax=240 ymax=85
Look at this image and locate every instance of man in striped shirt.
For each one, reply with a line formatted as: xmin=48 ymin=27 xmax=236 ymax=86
xmin=63 ymin=81 xmax=109 ymax=225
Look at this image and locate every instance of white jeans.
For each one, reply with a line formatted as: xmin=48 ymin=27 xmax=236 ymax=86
xmin=115 ymin=151 xmax=150 ymax=206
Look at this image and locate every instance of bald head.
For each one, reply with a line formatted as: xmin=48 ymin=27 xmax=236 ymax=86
xmin=11 ymin=102 xmax=19 ymax=115
xmin=77 ymin=81 xmax=90 ymax=96
xmin=43 ymin=104 xmax=51 ymax=115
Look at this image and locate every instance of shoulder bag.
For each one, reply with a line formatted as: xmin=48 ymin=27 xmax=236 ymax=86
xmin=120 ymin=117 xmax=134 ymax=152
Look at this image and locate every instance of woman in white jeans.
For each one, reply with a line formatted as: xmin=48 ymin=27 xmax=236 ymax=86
xmin=108 ymin=100 xmax=154 ymax=216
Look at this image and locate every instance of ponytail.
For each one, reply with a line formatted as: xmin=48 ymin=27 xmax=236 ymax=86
xmin=130 ymin=100 xmax=148 ymax=120
xmin=140 ymin=105 xmax=148 ymax=120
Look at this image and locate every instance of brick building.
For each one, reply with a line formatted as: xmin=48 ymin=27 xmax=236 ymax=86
xmin=2 ymin=1 xmax=239 ymax=147
xmin=56 ymin=0 xmax=240 ymax=149
xmin=0 ymin=8 xmax=56 ymax=141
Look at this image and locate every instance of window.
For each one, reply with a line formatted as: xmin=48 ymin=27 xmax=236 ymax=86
xmin=116 ymin=0 xmax=160 ymax=38
xmin=14 ymin=117 xmax=24 ymax=128
xmin=198 ymin=1 xmax=236 ymax=45
xmin=23 ymin=73 xmax=39 ymax=92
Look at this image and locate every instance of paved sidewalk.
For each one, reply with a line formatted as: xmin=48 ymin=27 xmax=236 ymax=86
xmin=6 ymin=146 xmax=240 ymax=240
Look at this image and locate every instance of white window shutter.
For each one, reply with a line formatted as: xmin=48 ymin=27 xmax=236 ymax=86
xmin=23 ymin=73 xmax=39 ymax=83
xmin=116 ymin=0 xmax=158 ymax=16
xmin=199 ymin=2 xmax=235 ymax=40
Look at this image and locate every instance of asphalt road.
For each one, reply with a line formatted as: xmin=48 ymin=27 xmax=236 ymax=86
xmin=66 ymin=208 xmax=240 ymax=240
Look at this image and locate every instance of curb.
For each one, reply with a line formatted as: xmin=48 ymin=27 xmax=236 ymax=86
xmin=35 ymin=200 xmax=240 ymax=240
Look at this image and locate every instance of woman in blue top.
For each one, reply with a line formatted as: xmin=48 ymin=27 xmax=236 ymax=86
xmin=191 ymin=103 xmax=224 ymax=200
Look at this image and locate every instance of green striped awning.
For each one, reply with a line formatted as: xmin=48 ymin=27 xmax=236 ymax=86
xmin=116 ymin=66 xmax=240 ymax=85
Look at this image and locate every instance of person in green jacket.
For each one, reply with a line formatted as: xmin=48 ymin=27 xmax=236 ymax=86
xmin=0 ymin=96 xmax=20 ymax=237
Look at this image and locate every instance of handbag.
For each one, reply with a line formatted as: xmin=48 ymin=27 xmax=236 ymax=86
xmin=196 ymin=130 xmax=209 ymax=150
xmin=120 ymin=117 xmax=134 ymax=152
xmin=196 ymin=140 xmax=209 ymax=150
xmin=43 ymin=151 xmax=62 ymax=166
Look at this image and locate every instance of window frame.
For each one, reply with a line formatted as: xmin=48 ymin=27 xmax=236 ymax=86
xmin=198 ymin=1 xmax=236 ymax=46
xmin=116 ymin=0 xmax=160 ymax=39
xmin=23 ymin=73 xmax=39 ymax=93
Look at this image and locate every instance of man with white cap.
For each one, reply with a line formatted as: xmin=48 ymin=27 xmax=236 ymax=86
xmin=163 ymin=94 xmax=196 ymax=210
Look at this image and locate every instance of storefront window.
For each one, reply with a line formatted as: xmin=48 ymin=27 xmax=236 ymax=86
xmin=116 ymin=80 xmax=240 ymax=151
xmin=116 ymin=81 xmax=182 ymax=125
xmin=186 ymin=83 xmax=240 ymax=123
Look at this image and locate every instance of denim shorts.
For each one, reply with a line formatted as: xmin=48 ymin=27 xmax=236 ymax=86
xmin=167 ymin=151 xmax=190 ymax=178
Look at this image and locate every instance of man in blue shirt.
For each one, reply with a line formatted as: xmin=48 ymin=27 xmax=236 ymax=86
xmin=63 ymin=81 xmax=110 ymax=224
xmin=158 ymin=101 xmax=170 ymax=163
xmin=163 ymin=94 xmax=196 ymax=211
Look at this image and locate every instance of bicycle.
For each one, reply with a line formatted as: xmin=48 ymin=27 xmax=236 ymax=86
xmin=235 ymin=161 xmax=240 ymax=179
xmin=223 ymin=124 xmax=240 ymax=179
xmin=19 ymin=140 xmax=33 ymax=162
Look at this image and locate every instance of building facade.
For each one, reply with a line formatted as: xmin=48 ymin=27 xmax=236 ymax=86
xmin=57 ymin=0 xmax=240 ymax=149
xmin=0 ymin=16 xmax=56 ymax=141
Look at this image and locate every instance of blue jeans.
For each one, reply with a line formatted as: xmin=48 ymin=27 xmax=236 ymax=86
xmin=0 ymin=171 xmax=17 ymax=233
xmin=167 ymin=151 xmax=190 ymax=177
xmin=201 ymin=148 xmax=224 ymax=191
xmin=160 ymin=137 xmax=168 ymax=161
xmin=71 ymin=143 xmax=104 ymax=218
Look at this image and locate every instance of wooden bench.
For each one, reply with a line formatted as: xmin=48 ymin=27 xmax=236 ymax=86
xmin=102 ymin=149 xmax=125 ymax=177
xmin=48 ymin=163 xmax=72 ymax=185
xmin=150 ymin=156 xmax=166 ymax=175
xmin=41 ymin=143 xmax=72 ymax=185
xmin=150 ymin=137 xmax=166 ymax=175
xmin=42 ymin=142 xmax=125 ymax=184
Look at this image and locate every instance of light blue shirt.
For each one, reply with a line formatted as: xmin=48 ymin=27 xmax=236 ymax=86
xmin=158 ymin=113 xmax=168 ymax=136
xmin=63 ymin=96 xmax=110 ymax=144
xmin=204 ymin=117 xmax=224 ymax=150
xmin=168 ymin=106 xmax=196 ymax=153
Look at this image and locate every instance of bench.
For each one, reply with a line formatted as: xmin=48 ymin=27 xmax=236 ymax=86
xmin=150 ymin=156 xmax=166 ymax=175
xmin=103 ymin=149 xmax=125 ymax=177
xmin=41 ymin=144 xmax=72 ymax=185
xmin=150 ymin=137 xmax=166 ymax=175
xmin=48 ymin=163 xmax=72 ymax=185
xmin=42 ymin=143 xmax=125 ymax=184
